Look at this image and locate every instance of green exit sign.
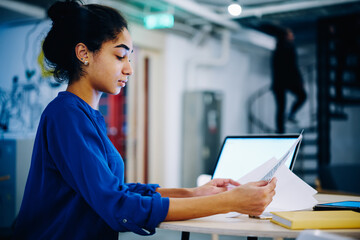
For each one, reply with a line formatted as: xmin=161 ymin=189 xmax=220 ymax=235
xmin=144 ymin=13 xmax=174 ymax=29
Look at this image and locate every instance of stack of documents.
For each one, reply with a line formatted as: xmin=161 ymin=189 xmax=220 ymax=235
xmin=237 ymin=134 xmax=318 ymax=213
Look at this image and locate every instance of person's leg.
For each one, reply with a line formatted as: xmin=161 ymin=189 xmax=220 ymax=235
xmin=288 ymin=86 xmax=307 ymax=121
xmin=273 ymin=89 xmax=286 ymax=133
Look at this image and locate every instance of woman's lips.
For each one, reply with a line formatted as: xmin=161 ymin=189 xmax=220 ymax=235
xmin=118 ymin=79 xmax=127 ymax=87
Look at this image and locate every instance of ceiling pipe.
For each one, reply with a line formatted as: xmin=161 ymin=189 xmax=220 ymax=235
xmin=161 ymin=0 xmax=241 ymax=31
xmin=160 ymin=0 xmax=280 ymax=50
xmin=186 ymin=29 xmax=231 ymax=90
xmin=232 ymin=30 xmax=276 ymax=50
xmin=0 ymin=0 xmax=45 ymax=18
xmin=191 ymin=24 xmax=212 ymax=45
xmin=226 ymin=0 xmax=360 ymax=19
xmin=102 ymin=0 xmax=145 ymax=19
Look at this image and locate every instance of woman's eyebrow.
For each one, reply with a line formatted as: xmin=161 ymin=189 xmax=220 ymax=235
xmin=115 ymin=44 xmax=133 ymax=53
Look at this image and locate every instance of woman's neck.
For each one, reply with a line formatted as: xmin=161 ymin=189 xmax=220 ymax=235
xmin=66 ymin=80 xmax=102 ymax=110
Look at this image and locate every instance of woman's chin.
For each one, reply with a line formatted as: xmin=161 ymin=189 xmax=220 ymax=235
xmin=111 ymin=87 xmax=122 ymax=95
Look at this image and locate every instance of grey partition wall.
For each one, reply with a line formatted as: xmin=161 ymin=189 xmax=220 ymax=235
xmin=182 ymin=91 xmax=222 ymax=188
xmin=0 ymin=137 xmax=34 ymax=228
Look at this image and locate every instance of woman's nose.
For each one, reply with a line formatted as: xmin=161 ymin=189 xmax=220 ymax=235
xmin=123 ymin=60 xmax=133 ymax=76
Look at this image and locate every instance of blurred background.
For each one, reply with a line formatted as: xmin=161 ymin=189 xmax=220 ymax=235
xmin=0 ymin=0 xmax=360 ymax=237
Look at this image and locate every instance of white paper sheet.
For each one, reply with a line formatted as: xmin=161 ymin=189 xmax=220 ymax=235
xmin=261 ymin=133 xmax=302 ymax=182
xmin=237 ymin=133 xmax=317 ymax=213
xmin=265 ymin=164 xmax=318 ymax=212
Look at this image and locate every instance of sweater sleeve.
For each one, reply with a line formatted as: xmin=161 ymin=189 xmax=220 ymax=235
xmin=45 ymin=104 xmax=169 ymax=235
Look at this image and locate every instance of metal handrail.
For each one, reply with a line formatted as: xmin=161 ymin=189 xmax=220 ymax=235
xmin=247 ymin=84 xmax=275 ymax=133
xmin=247 ymin=63 xmax=318 ymax=134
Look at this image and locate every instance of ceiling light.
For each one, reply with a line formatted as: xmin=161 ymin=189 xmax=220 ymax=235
xmin=228 ymin=2 xmax=242 ymax=16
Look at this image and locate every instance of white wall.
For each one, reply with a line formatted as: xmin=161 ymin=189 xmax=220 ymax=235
xmin=160 ymin=32 xmax=274 ymax=187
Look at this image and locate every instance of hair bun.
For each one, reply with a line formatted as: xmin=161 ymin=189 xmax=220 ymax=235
xmin=47 ymin=1 xmax=80 ymax=23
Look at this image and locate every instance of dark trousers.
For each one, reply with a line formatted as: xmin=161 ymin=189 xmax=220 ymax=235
xmin=273 ymin=86 xmax=306 ymax=133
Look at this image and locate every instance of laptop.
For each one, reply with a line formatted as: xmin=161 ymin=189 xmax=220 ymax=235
xmin=211 ymin=134 xmax=302 ymax=181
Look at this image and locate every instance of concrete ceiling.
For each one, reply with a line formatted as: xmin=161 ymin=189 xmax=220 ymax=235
xmin=1 ymin=0 xmax=360 ymax=45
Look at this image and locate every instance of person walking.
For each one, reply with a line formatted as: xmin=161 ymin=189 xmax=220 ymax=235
xmin=272 ymin=28 xmax=307 ymax=133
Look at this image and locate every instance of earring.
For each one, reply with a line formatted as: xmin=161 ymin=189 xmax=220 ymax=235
xmin=84 ymin=60 xmax=89 ymax=66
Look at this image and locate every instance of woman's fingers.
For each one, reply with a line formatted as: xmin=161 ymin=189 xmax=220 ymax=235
xmin=211 ymin=178 xmax=240 ymax=187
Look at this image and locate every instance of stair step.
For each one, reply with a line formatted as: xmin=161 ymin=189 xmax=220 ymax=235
xmin=294 ymin=159 xmax=318 ymax=169
xmin=329 ymin=111 xmax=348 ymax=120
xmin=299 ymin=154 xmax=318 ymax=160
xmin=302 ymin=131 xmax=317 ymax=139
xmin=329 ymin=81 xmax=360 ymax=89
xmin=293 ymin=169 xmax=318 ymax=175
xmin=302 ymin=139 xmax=317 ymax=145
xmin=302 ymin=174 xmax=318 ymax=187
xmin=300 ymin=148 xmax=318 ymax=154
xmin=330 ymin=97 xmax=360 ymax=105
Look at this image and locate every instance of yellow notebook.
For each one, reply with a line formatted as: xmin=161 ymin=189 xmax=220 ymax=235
xmin=271 ymin=210 xmax=360 ymax=230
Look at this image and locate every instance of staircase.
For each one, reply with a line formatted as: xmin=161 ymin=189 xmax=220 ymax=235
xmin=247 ymin=65 xmax=318 ymax=187
xmin=247 ymin=13 xmax=360 ymax=193
xmin=316 ymin=13 xmax=360 ymax=194
xmin=292 ymin=128 xmax=318 ymax=187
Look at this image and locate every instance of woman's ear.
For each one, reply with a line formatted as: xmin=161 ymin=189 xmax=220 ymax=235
xmin=75 ymin=43 xmax=89 ymax=65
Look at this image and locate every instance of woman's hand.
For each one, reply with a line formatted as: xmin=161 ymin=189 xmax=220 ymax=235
xmin=165 ymin=178 xmax=277 ymax=220
xmin=192 ymin=178 xmax=240 ymax=197
xmin=227 ymin=178 xmax=277 ymax=216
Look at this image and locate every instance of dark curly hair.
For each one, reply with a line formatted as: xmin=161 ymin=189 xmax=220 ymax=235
xmin=42 ymin=0 xmax=128 ymax=84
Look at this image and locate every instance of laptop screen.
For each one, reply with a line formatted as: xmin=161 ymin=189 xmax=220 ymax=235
xmin=212 ymin=135 xmax=301 ymax=181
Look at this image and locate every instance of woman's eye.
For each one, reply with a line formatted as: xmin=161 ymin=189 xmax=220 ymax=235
xmin=116 ymin=56 xmax=125 ymax=60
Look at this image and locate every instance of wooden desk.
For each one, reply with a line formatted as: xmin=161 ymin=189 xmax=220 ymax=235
xmin=158 ymin=194 xmax=360 ymax=240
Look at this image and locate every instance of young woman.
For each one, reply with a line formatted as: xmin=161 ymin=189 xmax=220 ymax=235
xmin=13 ymin=1 xmax=276 ymax=239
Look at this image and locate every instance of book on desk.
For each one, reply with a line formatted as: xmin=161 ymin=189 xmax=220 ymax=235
xmin=270 ymin=210 xmax=360 ymax=230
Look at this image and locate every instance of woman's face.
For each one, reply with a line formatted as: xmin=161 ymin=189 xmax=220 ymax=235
xmin=87 ymin=28 xmax=133 ymax=95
